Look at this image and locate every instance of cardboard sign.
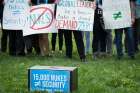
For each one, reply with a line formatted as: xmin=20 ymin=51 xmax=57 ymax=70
xmin=56 ymin=0 xmax=95 ymax=31
xmin=28 ymin=66 xmax=78 ymax=93
xmin=3 ymin=0 xmax=29 ymax=30
xmin=23 ymin=4 xmax=57 ymax=36
xmin=103 ymin=0 xmax=132 ymax=29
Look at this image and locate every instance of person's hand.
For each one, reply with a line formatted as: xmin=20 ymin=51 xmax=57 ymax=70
xmin=131 ymin=14 xmax=135 ymax=25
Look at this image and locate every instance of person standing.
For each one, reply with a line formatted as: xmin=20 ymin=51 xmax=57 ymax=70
xmin=25 ymin=0 xmax=42 ymax=55
xmin=64 ymin=29 xmax=86 ymax=62
xmin=55 ymin=0 xmax=86 ymax=62
xmin=2 ymin=0 xmax=29 ymax=56
xmin=114 ymin=0 xmax=136 ymax=59
xmin=92 ymin=0 xmax=107 ymax=59
xmin=51 ymin=0 xmax=64 ymax=54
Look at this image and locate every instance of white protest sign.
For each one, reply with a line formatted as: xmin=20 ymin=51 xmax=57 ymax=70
xmin=56 ymin=0 xmax=95 ymax=31
xmin=23 ymin=4 xmax=57 ymax=36
xmin=103 ymin=0 xmax=132 ymax=29
xmin=3 ymin=0 xmax=29 ymax=30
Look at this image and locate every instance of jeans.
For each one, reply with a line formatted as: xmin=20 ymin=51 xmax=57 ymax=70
xmin=115 ymin=27 xmax=135 ymax=57
xmin=82 ymin=32 xmax=90 ymax=54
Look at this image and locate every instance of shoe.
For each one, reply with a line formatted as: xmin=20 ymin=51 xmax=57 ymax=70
xmin=59 ymin=50 xmax=63 ymax=54
xmin=99 ymin=52 xmax=107 ymax=58
xmin=93 ymin=52 xmax=99 ymax=60
xmin=130 ymin=55 xmax=135 ymax=60
xmin=9 ymin=52 xmax=16 ymax=56
xmin=117 ymin=56 xmax=122 ymax=60
xmin=46 ymin=54 xmax=53 ymax=57
xmin=51 ymin=50 xmax=54 ymax=54
xmin=17 ymin=52 xmax=25 ymax=56
xmin=81 ymin=58 xmax=88 ymax=63
xmin=65 ymin=55 xmax=72 ymax=59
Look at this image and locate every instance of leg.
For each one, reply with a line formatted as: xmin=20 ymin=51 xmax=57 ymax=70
xmin=32 ymin=35 xmax=40 ymax=55
xmin=16 ymin=30 xmax=25 ymax=56
xmin=114 ymin=29 xmax=123 ymax=58
xmin=100 ymin=30 xmax=107 ymax=53
xmin=73 ymin=31 xmax=85 ymax=60
xmin=106 ymin=30 xmax=113 ymax=54
xmin=39 ymin=34 xmax=49 ymax=56
xmin=1 ymin=29 xmax=8 ymax=52
xmin=9 ymin=30 xmax=16 ymax=55
xmin=125 ymin=27 xmax=135 ymax=58
xmin=58 ymin=29 xmax=64 ymax=51
xmin=51 ymin=33 xmax=57 ymax=51
xmin=24 ymin=35 xmax=32 ymax=54
xmin=85 ymin=32 xmax=90 ymax=54
xmin=64 ymin=30 xmax=72 ymax=58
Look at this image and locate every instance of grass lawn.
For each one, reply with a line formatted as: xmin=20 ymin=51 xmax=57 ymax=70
xmin=0 ymin=29 xmax=140 ymax=93
xmin=0 ymin=51 xmax=140 ymax=93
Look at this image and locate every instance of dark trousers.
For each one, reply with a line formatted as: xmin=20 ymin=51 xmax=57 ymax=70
xmin=31 ymin=35 xmax=40 ymax=54
xmin=133 ymin=18 xmax=140 ymax=52
xmin=9 ymin=30 xmax=25 ymax=55
xmin=92 ymin=7 xmax=107 ymax=53
xmin=9 ymin=30 xmax=17 ymax=55
xmin=16 ymin=30 xmax=25 ymax=55
xmin=51 ymin=30 xmax=64 ymax=51
xmin=24 ymin=35 xmax=40 ymax=54
xmin=63 ymin=30 xmax=85 ymax=59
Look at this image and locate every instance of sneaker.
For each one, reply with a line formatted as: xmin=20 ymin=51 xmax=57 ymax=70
xmin=130 ymin=55 xmax=135 ymax=60
xmin=59 ymin=50 xmax=63 ymax=54
xmin=51 ymin=51 xmax=55 ymax=54
xmin=81 ymin=58 xmax=88 ymax=63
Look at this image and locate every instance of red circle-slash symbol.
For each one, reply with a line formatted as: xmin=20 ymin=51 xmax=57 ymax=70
xmin=30 ymin=7 xmax=54 ymax=30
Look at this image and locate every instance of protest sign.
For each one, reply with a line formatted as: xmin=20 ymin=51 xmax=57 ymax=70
xmin=103 ymin=0 xmax=132 ymax=29
xmin=56 ymin=0 xmax=95 ymax=31
xmin=28 ymin=66 xmax=78 ymax=93
xmin=3 ymin=0 xmax=29 ymax=30
xmin=23 ymin=4 xmax=57 ymax=36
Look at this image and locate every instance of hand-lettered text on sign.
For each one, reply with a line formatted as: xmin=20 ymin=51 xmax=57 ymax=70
xmin=30 ymin=7 xmax=54 ymax=30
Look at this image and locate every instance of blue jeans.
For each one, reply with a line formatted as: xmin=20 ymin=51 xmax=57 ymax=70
xmin=115 ymin=27 xmax=135 ymax=57
xmin=82 ymin=32 xmax=90 ymax=54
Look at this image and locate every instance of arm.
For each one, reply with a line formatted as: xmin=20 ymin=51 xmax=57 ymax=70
xmin=130 ymin=0 xmax=136 ymax=25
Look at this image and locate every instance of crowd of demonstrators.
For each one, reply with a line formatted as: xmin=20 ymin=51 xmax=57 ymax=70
xmin=0 ymin=0 xmax=140 ymax=62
